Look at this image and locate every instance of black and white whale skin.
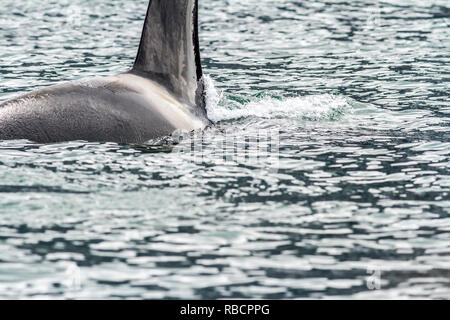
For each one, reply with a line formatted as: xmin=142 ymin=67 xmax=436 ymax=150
xmin=0 ymin=0 xmax=210 ymax=144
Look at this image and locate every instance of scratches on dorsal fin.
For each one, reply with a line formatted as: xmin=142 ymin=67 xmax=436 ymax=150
xmin=132 ymin=0 xmax=204 ymax=109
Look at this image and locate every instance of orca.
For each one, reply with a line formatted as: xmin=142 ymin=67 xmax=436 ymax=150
xmin=0 ymin=0 xmax=211 ymax=144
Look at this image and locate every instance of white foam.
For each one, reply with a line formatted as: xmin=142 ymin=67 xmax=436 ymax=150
xmin=203 ymin=75 xmax=352 ymax=123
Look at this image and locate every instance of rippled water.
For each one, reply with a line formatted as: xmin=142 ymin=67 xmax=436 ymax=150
xmin=0 ymin=0 xmax=449 ymax=299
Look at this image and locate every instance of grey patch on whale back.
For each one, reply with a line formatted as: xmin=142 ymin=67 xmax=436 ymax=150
xmin=132 ymin=0 xmax=205 ymax=112
xmin=0 ymin=81 xmax=177 ymax=144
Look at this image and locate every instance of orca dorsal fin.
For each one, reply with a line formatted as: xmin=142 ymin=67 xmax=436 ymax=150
xmin=132 ymin=0 xmax=204 ymax=109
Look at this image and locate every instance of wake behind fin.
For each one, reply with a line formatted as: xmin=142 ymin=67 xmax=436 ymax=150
xmin=132 ymin=0 xmax=204 ymax=110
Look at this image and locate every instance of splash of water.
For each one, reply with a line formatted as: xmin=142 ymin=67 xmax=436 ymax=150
xmin=203 ymin=75 xmax=352 ymax=123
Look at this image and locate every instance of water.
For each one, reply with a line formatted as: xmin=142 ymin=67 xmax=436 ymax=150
xmin=0 ymin=0 xmax=449 ymax=299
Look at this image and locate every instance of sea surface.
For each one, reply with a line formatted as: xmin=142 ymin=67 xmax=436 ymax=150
xmin=0 ymin=0 xmax=449 ymax=299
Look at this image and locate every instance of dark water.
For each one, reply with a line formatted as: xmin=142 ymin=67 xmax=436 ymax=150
xmin=0 ymin=0 xmax=449 ymax=299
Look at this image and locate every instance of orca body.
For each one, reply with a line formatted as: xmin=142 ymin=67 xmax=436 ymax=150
xmin=0 ymin=0 xmax=210 ymax=144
